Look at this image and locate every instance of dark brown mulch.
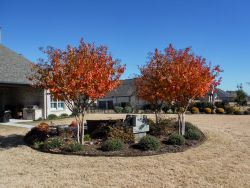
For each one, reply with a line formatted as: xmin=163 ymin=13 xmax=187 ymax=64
xmin=32 ymin=134 xmax=206 ymax=157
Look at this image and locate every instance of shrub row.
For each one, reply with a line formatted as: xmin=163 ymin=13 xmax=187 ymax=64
xmin=114 ymin=106 xmax=133 ymax=113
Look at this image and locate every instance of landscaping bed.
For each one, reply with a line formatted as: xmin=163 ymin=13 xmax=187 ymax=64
xmin=24 ymin=118 xmax=206 ymax=157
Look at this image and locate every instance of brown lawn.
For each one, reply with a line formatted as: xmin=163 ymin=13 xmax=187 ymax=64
xmin=0 ymin=114 xmax=250 ymax=188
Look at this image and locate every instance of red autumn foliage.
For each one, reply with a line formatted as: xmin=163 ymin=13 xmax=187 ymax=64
xmin=28 ymin=39 xmax=125 ymax=144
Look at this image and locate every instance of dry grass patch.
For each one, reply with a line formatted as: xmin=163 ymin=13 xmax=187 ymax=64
xmin=0 ymin=115 xmax=250 ymax=187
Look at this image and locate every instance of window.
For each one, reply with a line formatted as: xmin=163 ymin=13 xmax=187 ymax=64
xmin=50 ymin=96 xmax=65 ymax=110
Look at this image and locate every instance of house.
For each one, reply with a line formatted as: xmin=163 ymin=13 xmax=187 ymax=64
xmin=0 ymin=44 xmax=71 ymax=121
xmin=98 ymin=79 xmax=244 ymax=109
xmin=97 ymin=79 xmax=145 ymax=109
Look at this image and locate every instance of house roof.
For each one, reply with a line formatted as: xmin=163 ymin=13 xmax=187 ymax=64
xmin=104 ymin=79 xmax=135 ymax=98
xmin=0 ymin=44 xmax=33 ymax=85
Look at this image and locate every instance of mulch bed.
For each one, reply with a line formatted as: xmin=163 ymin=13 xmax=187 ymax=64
xmin=31 ymin=134 xmax=206 ymax=157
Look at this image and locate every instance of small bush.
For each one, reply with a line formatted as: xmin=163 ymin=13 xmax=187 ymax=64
xmin=84 ymin=134 xmax=92 ymax=141
xmin=225 ymin=106 xmax=238 ymax=114
xmin=185 ymin=122 xmax=197 ymax=132
xmin=216 ymin=108 xmax=225 ymax=114
xmin=114 ymin=106 xmax=123 ymax=113
xmin=43 ymin=136 xmax=65 ymax=150
xmin=167 ymin=133 xmax=185 ymax=145
xmin=63 ymin=141 xmax=84 ymax=152
xmin=185 ymin=129 xmax=201 ymax=140
xmin=59 ymin=113 xmax=69 ymax=118
xmin=24 ymin=127 xmax=49 ymax=145
xmin=204 ymin=108 xmax=212 ymax=114
xmin=36 ymin=122 xmax=49 ymax=132
xmin=33 ymin=141 xmax=44 ymax=149
xmin=138 ymin=135 xmax=160 ymax=151
xmin=47 ymin=114 xmax=58 ymax=120
xmin=244 ymin=110 xmax=250 ymax=115
xmin=101 ymin=139 xmax=124 ymax=151
xmin=191 ymin=107 xmax=199 ymax=114
xmin=123 ymin=106 xmax=133 ymax=113
xmin=248 ymin=108 xmax=250 ymax=111
xmin=107 ymin=126 xmax=134 ymax=144
xmin=234 ymin=110 xmax=242 ymax=115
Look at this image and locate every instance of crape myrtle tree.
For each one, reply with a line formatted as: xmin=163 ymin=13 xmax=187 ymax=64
xmin=164 ymin=45 xmax=222 ymax=135
xmin=29 ymin=39 xmax=125 ymax=144
xmin=136 ymin=44 xmax=222 ymax=135
xmin=135 ymin=49 xmax=171 ymax=125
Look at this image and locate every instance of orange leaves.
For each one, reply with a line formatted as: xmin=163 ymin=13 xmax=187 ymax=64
xmin=29 ymin=39 xmax=125 ymax=102
xmin=136 ymin=44 xmax=222 ymax=109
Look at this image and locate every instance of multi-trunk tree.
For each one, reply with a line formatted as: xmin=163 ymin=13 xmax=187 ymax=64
xmin=29 ymin=39 xmax=125 ymax=144
xmin=136 ymin=44 xmax=222 ymax=135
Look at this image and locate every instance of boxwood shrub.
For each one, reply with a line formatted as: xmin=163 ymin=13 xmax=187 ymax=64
xmin=185 ymin=129 xmax=202 ymax=140
xmin=191 ymin=107 xmax=199 ymax=114
xmin=47 ymin=114 xmax=58 ymax=120
xmin=138 ymin=135 xmax=160 ymax=151
xmin=167 ymin=133 xmax=185 ymax=145
xmin=101 ymin=138 xmax=124 ymax=151
xmin=114 ymin=106 xmax=123 ymax=113
xmin=204 ymin=107 xmax=212 ymax=114
xmin=216 ymin=108 xmax=225 ymax=114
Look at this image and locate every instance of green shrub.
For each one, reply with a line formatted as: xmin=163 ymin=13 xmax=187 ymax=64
xmin=107 ymin=126 xmax=134 ymax=144
xmin=123 ymin=106 xmax=133 ymax=113
xmin=101 ymin=139 xmax=124 ymax=151
xmin=191 ymin=107 xmax=199 ymax=114
xmin=114 ymin=106 xmax=123 ymax=113
xmin=244 ymin=110 xmax=250 ymax=115
xmin=33 ymin=141 xmax=44 ymax=149
xmin=234 ymin=110 xmax=242 ymax=115
xmin=47 ymin=114 xmax=58 ymax=120
xmin=167 ymin=133 xmax=185 ymax=145
xmin=138 ymin=135 xmax=160 ymax=151
xmin=225 ymin=106 xmax=238 ymax=114
xmin=43 ymin=136 xmax=65 ymax=150
xmin=185 ymin=129 xmax=201 ymax=140
xmin=185 ymin=122 xmax=197 ymax=132
xmin=84 ymin=134 xmax=92 ymax=141
xmin=59 ymin=113 xmax=69 ymax=118
xmin=63 ymin=141 xmax=84 ymax=152
xmin=204 ymin=108 xmax=212 ymax=114
xmin=216 ymin=108 xmax=225 ymax=114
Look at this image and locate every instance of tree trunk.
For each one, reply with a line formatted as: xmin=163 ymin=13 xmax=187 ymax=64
xmin=155 ymin=110 xmax=159 ymax=125
xmin=177 ymin=113 xmax=181 ymax=134
xmin=79 ymin=108 xmax=86 ymax=145
xmin=181 ymin=113 xmax=186 ymax=135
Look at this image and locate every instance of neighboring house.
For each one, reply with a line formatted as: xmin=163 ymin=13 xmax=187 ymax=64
xmin=97 ymin=79 xmax=145 ymax=109
xmin=98 ymin=79 xmax=245 ymax=109
xmin=0 ymin=44 xmax=71 ymax=121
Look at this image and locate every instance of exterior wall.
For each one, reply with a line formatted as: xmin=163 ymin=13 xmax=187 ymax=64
xmin=98 ymin=95 xmax=146 ymax=109
xmin=44 ymin=91 xmax=72 ymax=118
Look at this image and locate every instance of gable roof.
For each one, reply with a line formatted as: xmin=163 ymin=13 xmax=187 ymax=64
xmin=0 ymin=44 xmax=33 ymax=85
xmin=104 ymin=79 xmax=135 ymax=98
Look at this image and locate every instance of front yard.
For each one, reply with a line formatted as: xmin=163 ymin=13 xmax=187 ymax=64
xmin=0 ymin=114 xmax=250 ymax=187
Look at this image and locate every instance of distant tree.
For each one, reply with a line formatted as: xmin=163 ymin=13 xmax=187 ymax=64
xmin=235 ymin=88 xmax=248 ymax=106
xmin=29 ymin=39 xmax=125 ymax=144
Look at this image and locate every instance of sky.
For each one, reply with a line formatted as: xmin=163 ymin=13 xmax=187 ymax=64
xmin=1 ymin=0 xmax=250 ymax=93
